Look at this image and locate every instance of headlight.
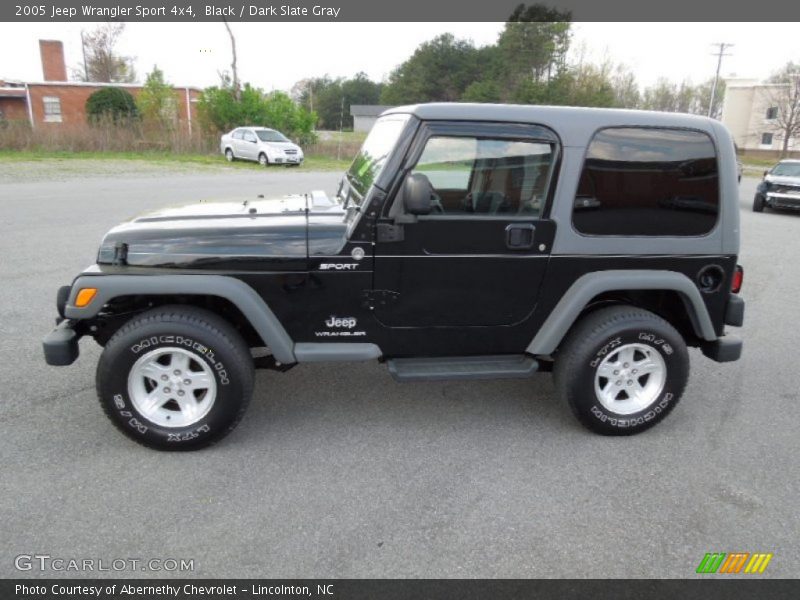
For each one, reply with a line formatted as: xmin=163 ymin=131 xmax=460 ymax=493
xmin=97 ymin=241 xmax=128 ymax=265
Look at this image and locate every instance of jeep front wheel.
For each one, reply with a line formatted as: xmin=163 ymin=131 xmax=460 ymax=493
xmin=554 ymin=305 xmax=689 ymax=435
xmin=96 ymin=306 xmax=254 ymax=450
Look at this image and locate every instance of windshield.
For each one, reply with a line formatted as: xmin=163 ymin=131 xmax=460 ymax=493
xmin=256 ymin=129 xmax=289 ymax=143
xmin=346 ymin=115 xmax=410 ymax=200
xmin=772 ymin=162 xmax=800 ymax=177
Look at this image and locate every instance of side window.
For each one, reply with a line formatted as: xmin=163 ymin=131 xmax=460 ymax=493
xmin=232 ymin=129 xmax=244 ymax=140
xmin=243 ymin=130 xmax=257 ymax=143
xmin=573 ymin=127 xmax=719 ymax=237
xmin=43 ymin=96 xmax=62 ymax=123
xmin=410 ymin=136 xmax=554 ymax=217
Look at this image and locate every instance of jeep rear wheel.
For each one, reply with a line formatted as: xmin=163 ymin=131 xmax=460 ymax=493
xmin=554 ymin=305 xmax=689 ymax=435
xmin=96 ymin=306 xmax=254 ymax=450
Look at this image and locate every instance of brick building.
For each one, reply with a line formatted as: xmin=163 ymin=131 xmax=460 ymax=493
xmin=0 ymin=40 xmax=201 ymax=133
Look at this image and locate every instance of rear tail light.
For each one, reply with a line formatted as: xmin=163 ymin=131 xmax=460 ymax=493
xmin=731 ymin=265 xmax=744 ymax=294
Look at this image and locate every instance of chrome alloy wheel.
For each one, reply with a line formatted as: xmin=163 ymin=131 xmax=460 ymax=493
xmin=127 ymin=347 xmax=217 ymax=428
xmin=593 ymin=343 xmax=666 ymax=415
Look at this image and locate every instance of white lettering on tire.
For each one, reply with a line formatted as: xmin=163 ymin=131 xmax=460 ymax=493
xmin=129 ymin=335 xmax=229 ymax=385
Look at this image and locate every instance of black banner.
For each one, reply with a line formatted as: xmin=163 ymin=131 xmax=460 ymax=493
xmin=2 ymin=579 xmax=799 ymax=600
xmin=2 ymin=0 xmax=800 ymax=22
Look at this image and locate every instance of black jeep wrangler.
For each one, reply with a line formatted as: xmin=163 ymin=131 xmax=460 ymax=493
xmin=43 ymin=104 xmax=745 ymax=449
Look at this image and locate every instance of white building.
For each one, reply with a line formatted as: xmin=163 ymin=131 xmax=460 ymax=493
xmin=721 ymin=78 xmax=798 ymax=153
xmin=350 ymin=105 xmax=395 ymax=133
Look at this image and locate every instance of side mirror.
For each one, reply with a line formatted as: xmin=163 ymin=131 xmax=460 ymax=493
xmin=403 ymin=173 xmax=433 ymax=215
xmin=763 ymin=170 xmax=769 ymax=179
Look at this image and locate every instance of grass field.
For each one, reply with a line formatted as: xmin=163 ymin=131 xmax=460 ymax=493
xmin=0 ymin=146 xmax=777 ymax=179
xmin=0 ymin=150 xmax=351 ymax=172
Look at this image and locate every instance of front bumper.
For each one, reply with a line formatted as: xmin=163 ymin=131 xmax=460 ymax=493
xmin=766 ymin=192 xmax=800 ymax=210
xmin=43 ymin=319 xmax=80 ymax=366
xmin=272 ymin=156 xmax=303 ymax=164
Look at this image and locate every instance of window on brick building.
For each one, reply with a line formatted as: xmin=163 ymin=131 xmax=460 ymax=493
xmin=43 ymin=96 xmax=62 ymax=123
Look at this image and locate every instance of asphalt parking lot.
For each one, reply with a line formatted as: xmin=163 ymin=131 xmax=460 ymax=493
xmin=1 ymin=165 xmax=797 ymax=578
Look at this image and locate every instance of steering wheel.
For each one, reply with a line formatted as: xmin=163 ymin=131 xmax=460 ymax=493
xmin=430 ymin=190 xmax=445 ymax=215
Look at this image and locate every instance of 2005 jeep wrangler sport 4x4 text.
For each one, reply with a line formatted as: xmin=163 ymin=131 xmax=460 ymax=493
xmin=43 ymin=104 xmax=745 ymax=449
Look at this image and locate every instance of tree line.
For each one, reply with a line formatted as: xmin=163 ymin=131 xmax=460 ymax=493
xmin=68 ymin=14 xmax=800 ymax=151
xmin=293 ymin=5 xmax=726 ymax=123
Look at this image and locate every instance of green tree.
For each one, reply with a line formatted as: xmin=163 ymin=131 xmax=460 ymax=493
xmin=136 ymin=65 xmax=177 ymax=130
xmin=610 ymin=66 xmax=640 ymax=109
xmin=293 ymin=74 xmax=382 ymax=129
xmin=641 ymin=79 xmax=695 ymax=113
xmin=198 ymin=81 xmax=317 ymax=144
xmin=312 ymin=78 xmax=346 ymax=129
xmin=379 ymin=5 xmax=571 ymax=105
xmin=380 ymin=34 xmax=485 ymax=104
xmin=563 ymin=63 xmax=616 ymax=107
xmin=495 ymin=4 xmax=572 ymax=95
xmin=85 ymin=87 xmax=138 ymax=123
xmin=462 ymin=80 xmax=503 ymax=103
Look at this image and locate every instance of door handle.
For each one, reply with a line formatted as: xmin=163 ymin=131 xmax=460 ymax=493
xmin=505 ymin=223 xmax=535 ymax=249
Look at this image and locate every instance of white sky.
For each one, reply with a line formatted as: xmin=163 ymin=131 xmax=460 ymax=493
xmin=0 ymin=22 xmax=798 ymax=91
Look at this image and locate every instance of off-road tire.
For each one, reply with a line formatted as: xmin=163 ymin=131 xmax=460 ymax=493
xmin=554 ymin=305 xmax=689 ymax=436
xmin=96 ymin=306 xmax=254 ymax=450
xmin=752 ymin=193 xmax=765 ymax=212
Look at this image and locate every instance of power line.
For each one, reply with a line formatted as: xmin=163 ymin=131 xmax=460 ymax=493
xmin=709 ymin=42 xmax=734 ymax=118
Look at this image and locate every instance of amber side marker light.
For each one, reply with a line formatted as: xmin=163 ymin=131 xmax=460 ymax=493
xmin=74 ymin=288 xmax=98 ymax=307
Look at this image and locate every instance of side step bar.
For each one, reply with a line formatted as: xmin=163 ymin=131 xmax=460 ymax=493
xmin=387 ymin=355 xmax=538 ymax=382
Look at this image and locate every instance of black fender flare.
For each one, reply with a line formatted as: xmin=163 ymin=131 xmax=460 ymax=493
xmin=63 ymin=274 xmax=296 ymax=364
xmin=526 ymin=270 xmax=717 ymax=355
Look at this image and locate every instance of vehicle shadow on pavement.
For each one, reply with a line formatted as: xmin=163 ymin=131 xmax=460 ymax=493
xmin=234 ymin=362 xmax=573 ymax=446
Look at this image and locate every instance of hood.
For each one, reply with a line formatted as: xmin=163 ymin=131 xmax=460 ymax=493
xmin=98 ymin=193 xmax=347 ymax=270
xmin=261 ymin=141 xmax=301 ymax=151
xmin=765 ymin=174 xmax=800 ymax=187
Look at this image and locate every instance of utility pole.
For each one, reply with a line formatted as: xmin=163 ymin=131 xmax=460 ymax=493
xmin=709 ymin=42 xmax=734 ymax=118
xmin=337 ymin=95 xmax=344 ymax=161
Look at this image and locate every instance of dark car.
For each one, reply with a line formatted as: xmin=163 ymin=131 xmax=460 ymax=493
xmin=753 ymin=159 xmax=800 ymax=212
xmin=43 ymin=104 xmax=745 ymax=449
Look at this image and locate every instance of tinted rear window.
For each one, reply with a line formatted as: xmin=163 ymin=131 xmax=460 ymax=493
xmin=573 ymin=127 xmax=719 ymax=236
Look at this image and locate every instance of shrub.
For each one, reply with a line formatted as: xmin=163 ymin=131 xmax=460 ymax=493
xmin=198 ymin=84 xmax=317 ymax=145
xmin=86 ymin=87 xmax=138 ymax=124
